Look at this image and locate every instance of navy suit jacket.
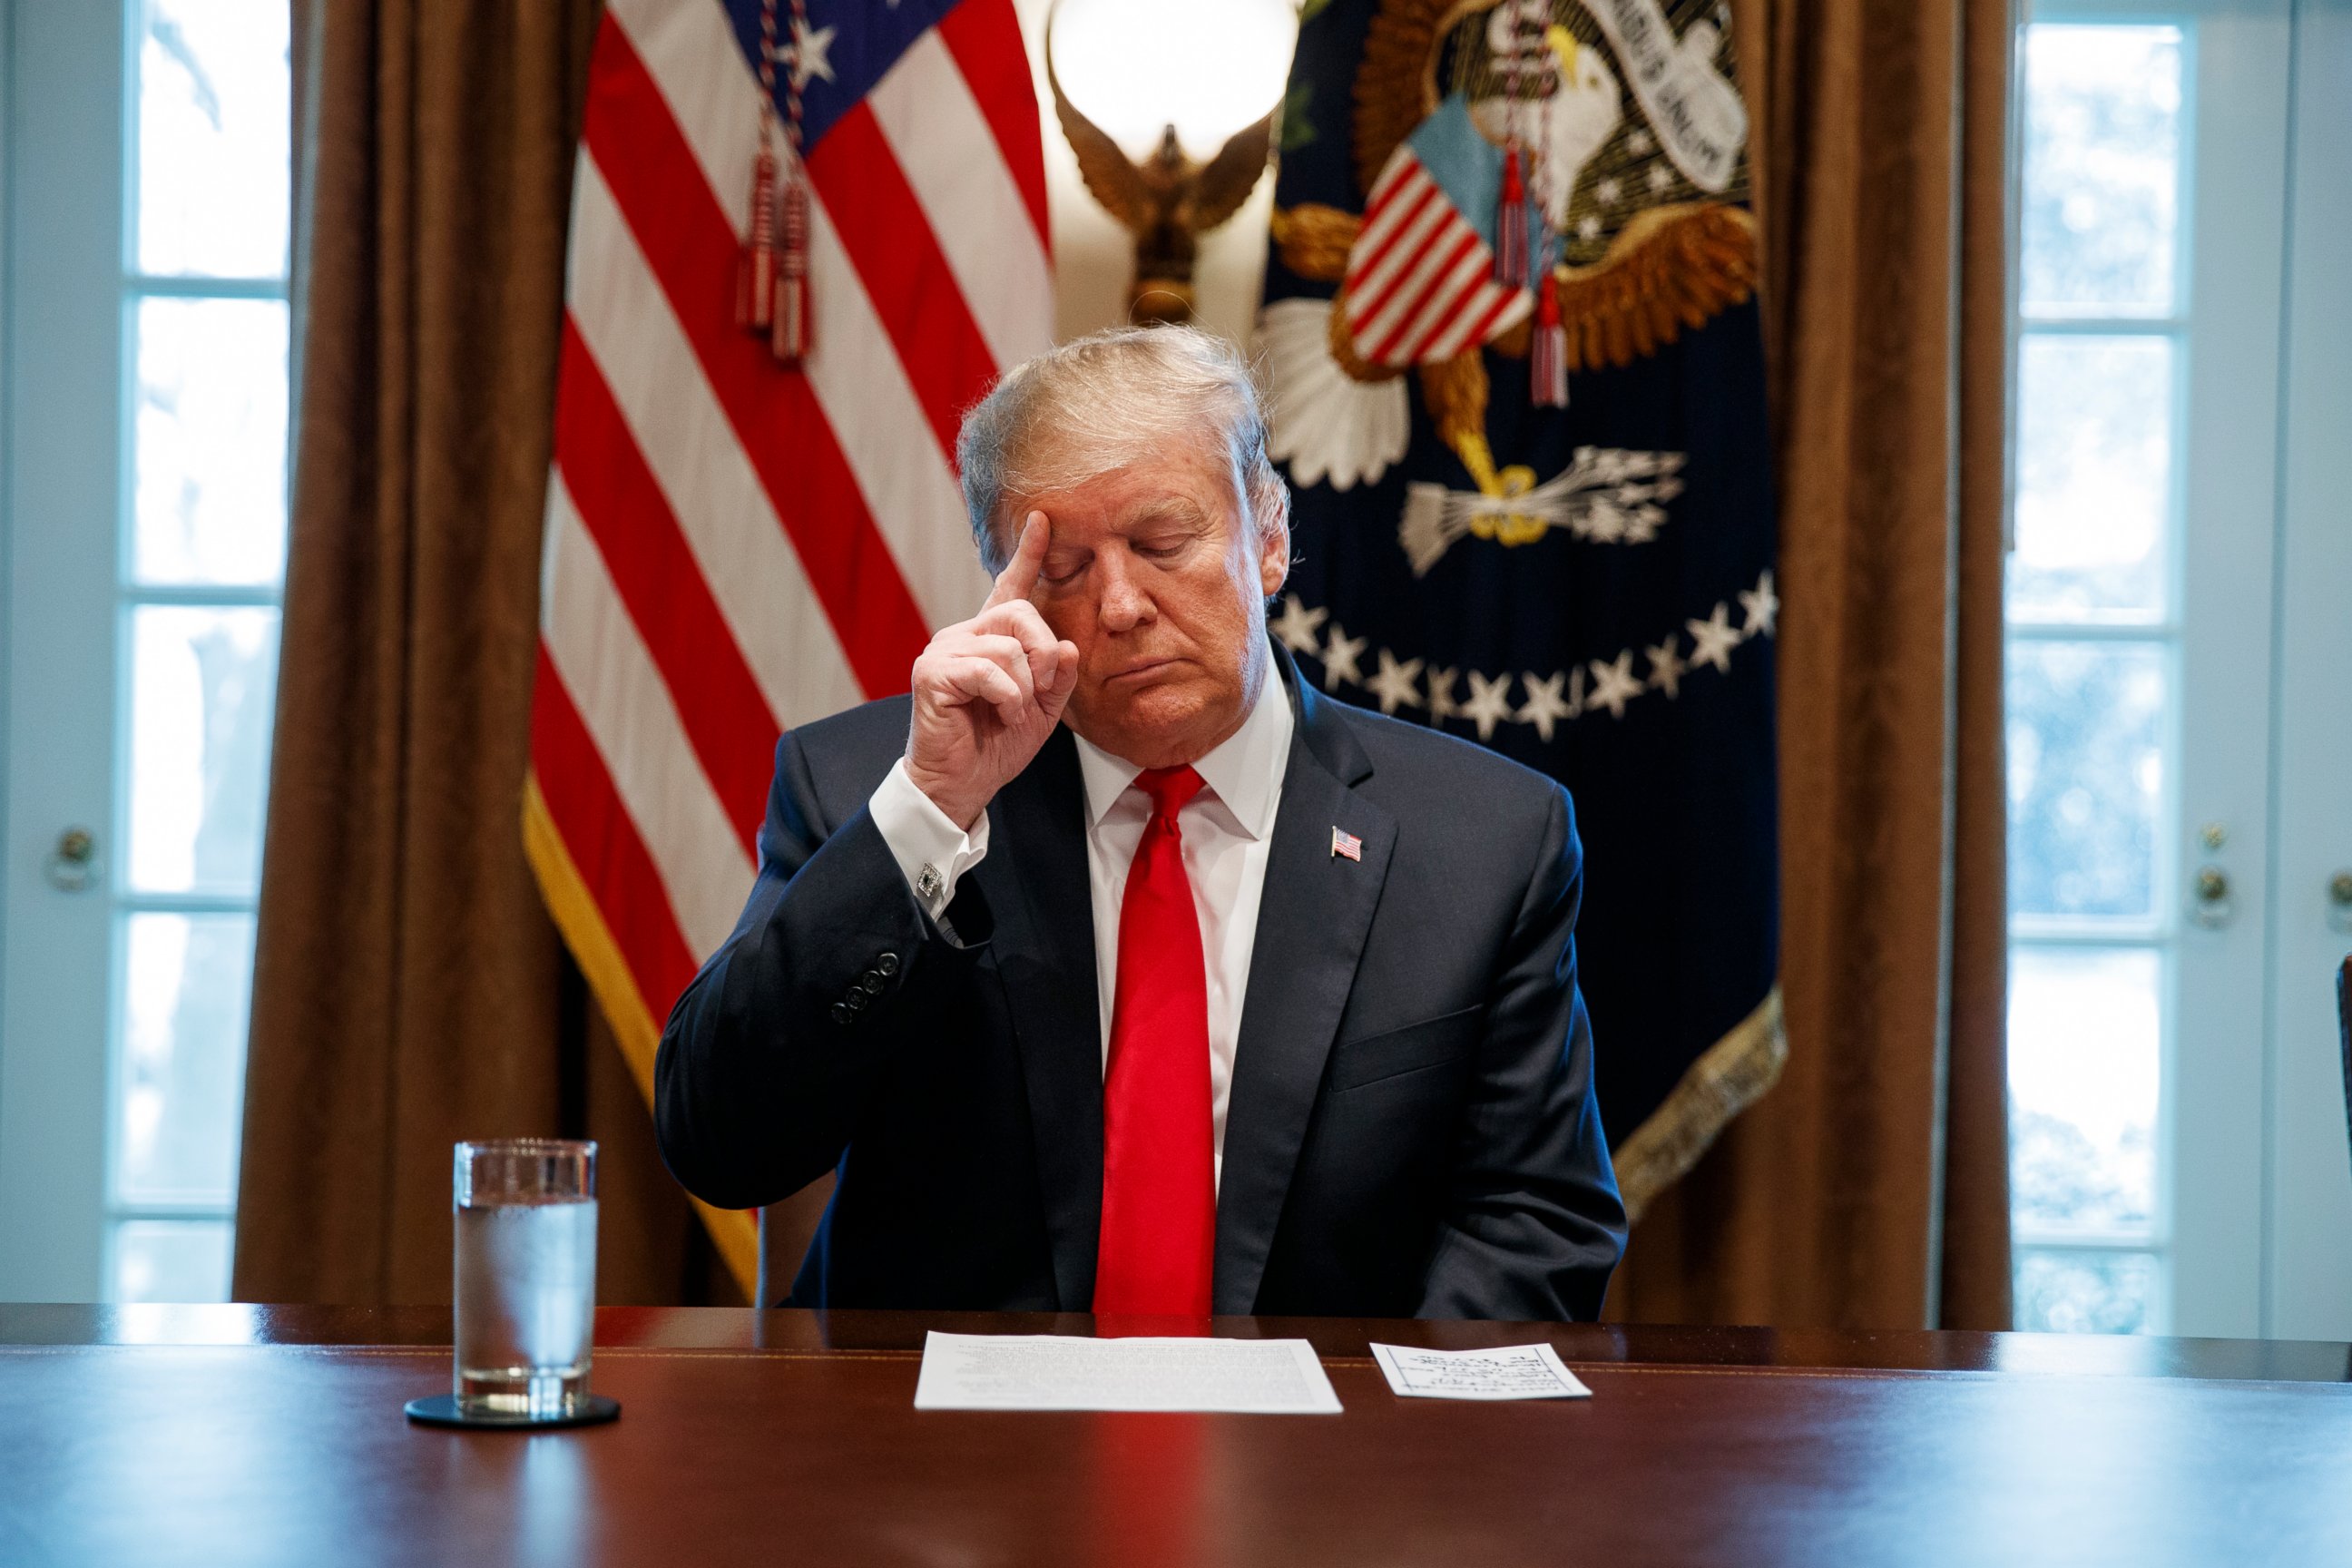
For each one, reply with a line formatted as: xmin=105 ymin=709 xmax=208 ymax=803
xmin=654 ymin=647 xmax=1626 ymax=1319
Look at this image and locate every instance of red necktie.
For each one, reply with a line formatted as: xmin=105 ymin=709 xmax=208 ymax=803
xmin=1093 ymin=765 xmax=1215 ymax=1317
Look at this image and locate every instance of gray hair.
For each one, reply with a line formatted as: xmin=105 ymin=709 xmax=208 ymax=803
xmin=955 ymin=325 xmax=1290 ymax=575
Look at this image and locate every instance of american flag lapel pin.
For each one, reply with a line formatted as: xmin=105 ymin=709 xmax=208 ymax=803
xmin=1330 ymin=827 xmax=1363 ymax=862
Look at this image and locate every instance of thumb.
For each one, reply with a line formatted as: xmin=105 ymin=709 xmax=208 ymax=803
xmin=1034 ymin=641 xmax=1081 ymax=724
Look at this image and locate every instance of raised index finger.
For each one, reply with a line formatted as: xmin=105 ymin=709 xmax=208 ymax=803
xmin=982 ymin=510 xmax=1050 ymax=611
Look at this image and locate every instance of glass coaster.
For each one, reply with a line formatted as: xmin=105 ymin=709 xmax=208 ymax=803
xmin=404 ymin=1393 xmax=622 ymax=1430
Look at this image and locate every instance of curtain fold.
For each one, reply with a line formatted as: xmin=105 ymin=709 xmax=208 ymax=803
xmin=232 ymin=0 xmax=733 ymax=1307
xmin=1608 ymin=0 xmax=2014 ymax=1330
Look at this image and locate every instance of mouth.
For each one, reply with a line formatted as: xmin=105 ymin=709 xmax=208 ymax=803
xmin=1102 ymin=657 xmax=1185 ymax=685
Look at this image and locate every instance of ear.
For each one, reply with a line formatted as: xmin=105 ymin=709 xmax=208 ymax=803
xmin=1253 ymin=495 xmax=1291 ymax=598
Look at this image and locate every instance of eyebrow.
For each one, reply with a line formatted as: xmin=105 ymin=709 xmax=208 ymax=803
xmin=1122 ymin=496 xmax=1210 ymax=531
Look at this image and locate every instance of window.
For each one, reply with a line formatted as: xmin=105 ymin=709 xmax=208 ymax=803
xmin=103 ymin=0 xmax=292 ymax=1302
xmin=2004 ymin=22 xmax=2188 ymax=1333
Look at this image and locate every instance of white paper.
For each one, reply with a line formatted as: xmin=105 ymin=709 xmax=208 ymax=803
xmin=913 ymin=1331 xmax=1343 ymax=1414
xmin=1368 ymin=1341 xmax=1593 ymax=1401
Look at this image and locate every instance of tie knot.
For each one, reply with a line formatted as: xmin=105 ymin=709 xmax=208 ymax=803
xmin=1136 ymin=765 xmax=1205 ymax=821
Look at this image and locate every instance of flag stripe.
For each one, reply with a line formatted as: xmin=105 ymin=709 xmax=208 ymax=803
xmin=1354 ymin=162 xmax=1436 ymax=268
xmin=1348 ymin=179 xmax=1447 ymax=318
xmin=868 ymin=31 xmax=1055 ymax=371
xmin=799 ymin=194 xmax=995 ymax=631
xmin=564 ymin=156 xmax=866 ymax=727
xmin=1385 ymin=244 xmax=1503 ymax=363
xmin=1426 ymin=281 xmax=1532 ymax=362
xmin=542 ymin=474 xmax=754 ymax=959
xmin=530 ymin=651 xmax=702 ymax=1016
xmin=1361 ymin=227 xmax=1482 ymax=361
xmin=554 ymin=325 xmax=778 ymax=849
xmin=936 ymin=0 xmax=1051 ymax=249
xmin=808 ymin=103 xmax=1006 ymax=460
xmin=582 ymin=24 xmax=933 ymax=694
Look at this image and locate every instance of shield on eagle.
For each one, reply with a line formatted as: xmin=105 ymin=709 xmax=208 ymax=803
xmin=1261 ymin=0 xmax=1784 ymax=1217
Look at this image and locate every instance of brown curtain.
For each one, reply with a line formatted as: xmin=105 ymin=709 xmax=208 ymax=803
xmin=233 ymin=0 xmax=736 ymax=1308
xmin=1608 ymin=0 xmax=2014 ymax=1330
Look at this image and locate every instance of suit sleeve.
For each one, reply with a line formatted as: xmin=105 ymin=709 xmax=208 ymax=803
xmin=1415 ymin=784 xmax=1629 ymax=1321
xmin=653 ymin=730 xmax=995 ymax=1210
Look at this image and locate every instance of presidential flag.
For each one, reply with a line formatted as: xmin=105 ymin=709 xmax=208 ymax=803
xmin=523 ymin=0 xmax=1052 ymax=1289
xmin=1261 ymin=0 xmax=1783 ymax=1218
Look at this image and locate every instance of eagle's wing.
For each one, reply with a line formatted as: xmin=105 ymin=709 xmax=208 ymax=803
xmin=1181 ymin=109 xmax=1275 ymax=232
xmin=1045 ymin=36 xmax=1152 ymax=230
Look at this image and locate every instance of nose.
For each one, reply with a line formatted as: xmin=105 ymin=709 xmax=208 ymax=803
xmin=1094 ymin=550 xmax=1155 ymax=634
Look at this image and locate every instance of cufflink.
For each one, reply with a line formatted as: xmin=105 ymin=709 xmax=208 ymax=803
xmin=916 ymin=864 xmax=944 ymax=903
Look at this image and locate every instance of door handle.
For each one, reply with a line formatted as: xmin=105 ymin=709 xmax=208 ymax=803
xmin=2190 ymin=864 xmax=2232 ymax=929
xmin=44 ymin=827 xmax=100 ymax=892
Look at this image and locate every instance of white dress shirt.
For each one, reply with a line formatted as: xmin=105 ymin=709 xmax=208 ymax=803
xmin=867 ymin=676 xmax=1295 ymax=1189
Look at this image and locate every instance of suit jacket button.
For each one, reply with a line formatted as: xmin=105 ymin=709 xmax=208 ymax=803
xmin=860 ymin=974 xmax=886 ymax=995
xmin=876 ymin=952 xmax=900 ymax=976
xmin=830 ymin=1003 xmax=853 ymax=1024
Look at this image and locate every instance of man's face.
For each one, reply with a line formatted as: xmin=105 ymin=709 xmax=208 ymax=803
xmin=1018 ymin=439 xmax=1289 ymax=770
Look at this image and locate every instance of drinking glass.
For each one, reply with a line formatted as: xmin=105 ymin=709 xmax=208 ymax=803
xmin=453 ymin=1139 xmax=598 ymax=1419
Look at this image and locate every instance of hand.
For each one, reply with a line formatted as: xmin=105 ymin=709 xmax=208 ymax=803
xmin=903 ymin=513 xmax=1081 ymax=830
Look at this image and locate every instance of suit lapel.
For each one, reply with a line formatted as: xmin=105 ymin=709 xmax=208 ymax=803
xmin=969 ymin=729 xmax=1104 ymax=1310
xmin=1213 ymin=671 xmax=1394 ymax=1313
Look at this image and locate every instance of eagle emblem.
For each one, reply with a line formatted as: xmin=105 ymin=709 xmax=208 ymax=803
xmin=1261 ymin=0 xmax=1758 ymax=570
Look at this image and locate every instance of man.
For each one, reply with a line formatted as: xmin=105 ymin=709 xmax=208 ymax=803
xmin=656 ymin=327 xmax=1624 ymax=1320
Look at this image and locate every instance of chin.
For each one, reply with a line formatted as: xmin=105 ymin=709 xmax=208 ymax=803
xmin=1080 ymin=678 xmax=1230 ymax=766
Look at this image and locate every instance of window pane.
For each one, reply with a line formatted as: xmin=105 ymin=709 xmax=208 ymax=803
xmin=2006 ymin=641 xmax=2166 ymax=919
xmin=126 ymin=605 xmax=280 ymax=896
xmin=132 ymin=296 xmax=289 ymax=587
xmin=2020 ymin=24 xmax=2183 ymax=315
xmin=137 ymin=0 xmax=291 ymax=278
xmin=2014 ymin=1249 xmax=2159 ymax=1335
xmin=110 ymin=1220 xmax=235 ymax=1304
xmin=2009 ymin=946 xmax=2160 ymax=1236
xmin=115 ymin=913 xmax=254 ymax=1208
xmin=2009 ymin=335 xmax=2172 ymax=622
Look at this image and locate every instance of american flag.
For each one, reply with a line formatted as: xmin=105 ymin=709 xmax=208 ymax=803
xmin=523 ymin=0 xmax=1052 ymax=1289
xmin=1342 ymin=137 xmax=1531 ymax=368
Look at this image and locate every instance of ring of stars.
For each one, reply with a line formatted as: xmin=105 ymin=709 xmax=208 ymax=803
xmin=1274 ymin=570 xmax=1776 ymax=740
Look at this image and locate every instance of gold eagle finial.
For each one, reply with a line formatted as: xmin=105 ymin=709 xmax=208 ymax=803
xmin=1045 ymin=13 xmax=1276 ymax=324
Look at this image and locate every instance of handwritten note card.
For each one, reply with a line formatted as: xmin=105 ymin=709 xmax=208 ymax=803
xmin=1368 ymin=1341 xmax=1592 ymax=1401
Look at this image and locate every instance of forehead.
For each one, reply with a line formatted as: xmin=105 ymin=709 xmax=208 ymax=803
xmin=1024 ymin=437 xmax=1243 ymax=534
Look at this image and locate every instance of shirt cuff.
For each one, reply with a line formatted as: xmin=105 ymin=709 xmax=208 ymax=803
xmin=868 ymin=759 xmax=991 ymax=919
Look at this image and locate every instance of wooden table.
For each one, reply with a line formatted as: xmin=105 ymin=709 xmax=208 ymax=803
xmin=0 ymin=1307 xmax=2347 ymax=1566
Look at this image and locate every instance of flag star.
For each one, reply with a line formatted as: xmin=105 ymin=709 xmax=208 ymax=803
xmin=1321 ymin=624 xmax=1367 ymax=689
xmin=1647 ymin=164 xmax=1674 ymax=193
xmin=1738 ymin=570 xmax=1779 ymax=639
xmin=1425 ymin=665 xmax=1460 ymax=722
xmin=1594 ymin=176 xmax=1622 ymax=205
xmin=1686 ymin=603 xmax=1740 ymax=672
xmin=1646 ymin=637 xmax=1687 ymax=698
xmin=1366 ymin=649 xmax=1425 ymax=714
xmin=1460 ymin=670 xmax=1516 ymax=740
xmin=1576 ymin=213 xmax=1603 ymax=241
xmin=1586 ymin=652 xmax=1642 ymax=719
xmin=1516 ymin=671 xmax=1573 ymax=741
xmin=1270 ymin=594 xmax=1328 ymax=655
xmin=1626 ymin=128 xmax=1656 ymax=155
xmin=784 ymin=17 xmax=837 ymax=90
